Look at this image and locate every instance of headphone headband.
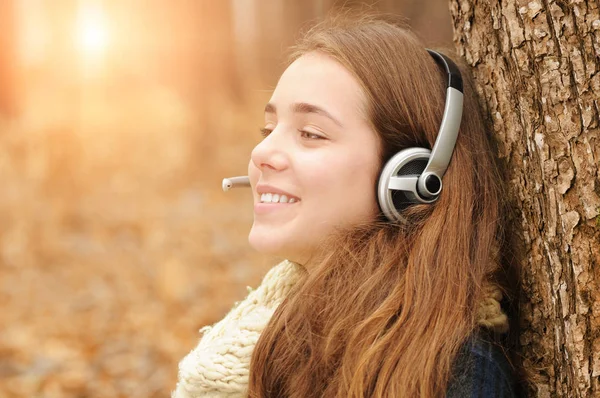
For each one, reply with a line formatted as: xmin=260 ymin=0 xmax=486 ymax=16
xmin=426 ymin=50 xmax=463 ymax=93
xmin=416 ymin=50 xmax=464 ymax=199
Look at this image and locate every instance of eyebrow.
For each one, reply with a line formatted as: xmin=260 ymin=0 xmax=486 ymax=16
xmin=264 ymin=102 xmax=343 ymax=127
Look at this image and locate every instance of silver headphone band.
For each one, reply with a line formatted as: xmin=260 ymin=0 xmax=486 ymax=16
xmin=417 ymin=50 xmax=464 ymax=199
xmin=426 ymin=50 xmax=463 ymax=93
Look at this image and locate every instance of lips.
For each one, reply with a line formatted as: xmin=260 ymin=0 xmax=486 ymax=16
xmin=255 ymin=184 xmax=300 ymax=202
xmin=254 ymin=184 xmax=300 ymax=215
xmin=260 ymin=193 xmax=299 ymax=203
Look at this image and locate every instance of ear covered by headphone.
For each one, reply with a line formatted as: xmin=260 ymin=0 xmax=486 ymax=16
xmin=377 ymin=50 xmax=464 ymax=222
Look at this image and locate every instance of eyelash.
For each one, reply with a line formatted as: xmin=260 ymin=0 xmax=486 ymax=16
xmin=300 ymin=130 xmax=324 ymax=140
xmin=259 ymin=128 xmax=324 ymax=140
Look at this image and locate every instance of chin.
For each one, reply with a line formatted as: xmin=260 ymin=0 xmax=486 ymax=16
xmin=248 ymin=231 xmax=305 ymax=262
xmin=248 ymin=232 xmax=285 ymax=256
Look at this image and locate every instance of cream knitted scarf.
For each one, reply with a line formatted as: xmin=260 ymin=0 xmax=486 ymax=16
xmin=173 ymin=260 xmax=303 ymax=398
xmin=173 ymin=260 xmax=507 ymax=397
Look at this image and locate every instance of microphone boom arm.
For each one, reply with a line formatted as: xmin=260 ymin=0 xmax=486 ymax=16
xmin=222 ymin=176 xmax=251 ymax=191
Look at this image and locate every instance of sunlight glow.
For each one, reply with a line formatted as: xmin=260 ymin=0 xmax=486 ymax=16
xmin=76 ymin=2 xmax=110 ymax=60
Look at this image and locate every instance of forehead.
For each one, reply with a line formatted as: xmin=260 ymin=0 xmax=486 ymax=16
xmin=270 ymin=52 xmax=367 ymax=117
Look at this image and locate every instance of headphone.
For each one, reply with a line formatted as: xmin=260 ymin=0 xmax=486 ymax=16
xmin=223 ymin=50 xmax=463 ymax=223
xmin=378 ymin=50 xmax=463 ymax=222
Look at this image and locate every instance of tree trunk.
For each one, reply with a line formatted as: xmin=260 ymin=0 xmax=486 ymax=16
xmin=449 ymin=0 xmax=600 ymax=396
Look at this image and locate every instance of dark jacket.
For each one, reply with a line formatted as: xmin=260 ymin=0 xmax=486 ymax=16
xmin=446 ymin=338 xmax=519 ymax=397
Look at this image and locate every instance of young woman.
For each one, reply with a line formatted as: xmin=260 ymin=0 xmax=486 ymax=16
xmin=174 ymin=14 xmax=519 ymax=398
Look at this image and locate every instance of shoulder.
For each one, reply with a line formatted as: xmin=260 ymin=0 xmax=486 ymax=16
xmin=446 ymin=337 xmax=520 ymax=398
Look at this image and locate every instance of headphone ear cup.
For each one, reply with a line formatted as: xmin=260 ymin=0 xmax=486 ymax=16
xmin=377 ymin=148 xmax=431 ymax=222
xmin=391 ymin=158 xmax=428 ymax=208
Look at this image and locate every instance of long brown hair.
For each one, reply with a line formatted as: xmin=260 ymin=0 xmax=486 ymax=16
xmin=249 ymin=14 xmax=513 ymax=397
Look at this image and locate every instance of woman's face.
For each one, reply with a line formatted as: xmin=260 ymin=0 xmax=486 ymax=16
xmin=248 ymin=52 xmax=381 ymax=265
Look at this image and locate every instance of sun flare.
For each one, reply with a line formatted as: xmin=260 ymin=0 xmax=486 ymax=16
xmin=76 ymin=2 xmax=109 ymax=59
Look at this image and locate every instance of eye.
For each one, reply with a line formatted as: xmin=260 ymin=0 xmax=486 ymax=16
xmin=299 ymin=130 xmax=325 ymax=140
xmin=259 ymin=127 xmax=272 ymax=138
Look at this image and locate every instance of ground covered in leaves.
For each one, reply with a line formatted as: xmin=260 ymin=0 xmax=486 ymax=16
xmin=0 ymin=86 xmax=273 ymax=397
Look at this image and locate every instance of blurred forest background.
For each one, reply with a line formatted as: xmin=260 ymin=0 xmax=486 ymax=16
xmin=0 ymin=1 xmax=452 ymax=396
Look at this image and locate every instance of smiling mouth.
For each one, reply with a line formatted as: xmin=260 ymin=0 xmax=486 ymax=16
xmin=260 ymin=193 xmax=300 ymax=204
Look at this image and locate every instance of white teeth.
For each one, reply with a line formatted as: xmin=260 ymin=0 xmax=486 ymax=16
xmin=259 ymin=193 xmax=298 ymax=203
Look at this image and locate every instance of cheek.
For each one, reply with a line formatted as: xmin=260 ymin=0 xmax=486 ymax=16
xmin=302 ymin=153 xmax=380 ymax=219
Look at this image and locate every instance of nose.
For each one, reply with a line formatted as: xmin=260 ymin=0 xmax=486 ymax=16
xmin=250 ymin=128 xmax=289 ymax=172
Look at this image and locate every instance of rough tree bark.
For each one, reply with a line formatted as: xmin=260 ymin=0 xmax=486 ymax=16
xmin=449 ymin=0 xmax=600 ymax=397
